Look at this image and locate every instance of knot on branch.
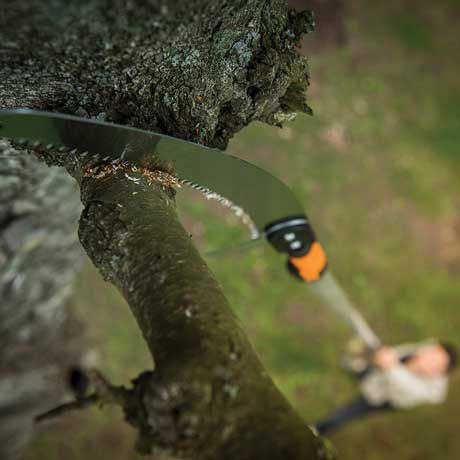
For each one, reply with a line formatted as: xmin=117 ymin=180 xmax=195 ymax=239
xmin=121 ymin=371 xmax=212 ymax=456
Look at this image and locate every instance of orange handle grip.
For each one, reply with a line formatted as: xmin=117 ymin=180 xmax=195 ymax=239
xmin=288 ymin=241 xmax=328 ymax=282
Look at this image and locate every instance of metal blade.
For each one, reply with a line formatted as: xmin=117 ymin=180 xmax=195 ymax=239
xmin=0 ymin=109 xmax=306 ymax=242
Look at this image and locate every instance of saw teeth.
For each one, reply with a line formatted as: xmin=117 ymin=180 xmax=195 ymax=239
xmin=179 ymin=179 xmax=260 ymax=240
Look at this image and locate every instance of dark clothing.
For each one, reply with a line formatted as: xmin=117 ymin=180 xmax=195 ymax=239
xmin=315 ymin=396 xmax=393 ymax=435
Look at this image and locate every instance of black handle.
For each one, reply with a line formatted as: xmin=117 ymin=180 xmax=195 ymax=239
xmin=265 ymin=216 xmax=328 ymax=282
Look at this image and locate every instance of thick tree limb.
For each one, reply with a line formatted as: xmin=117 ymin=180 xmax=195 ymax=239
xmin=0 ymin=0 xmax=313 ymax=148
xmin=76 ymin=167 xmax=333 ymax=459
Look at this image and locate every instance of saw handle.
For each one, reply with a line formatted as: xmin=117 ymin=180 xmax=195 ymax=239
xmin=265 ymin=216 xmax=328 ymax=282
xmin=287 ymin=241 xmax=328 ymax=282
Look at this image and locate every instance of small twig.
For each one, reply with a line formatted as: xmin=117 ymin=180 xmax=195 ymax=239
xmin=89 ymin=369 xmax=129 ymax=405
xmin=35 ymin=393 xmax=100 ymax=423
xmin=35 ymin=369 xmax=130 ymax=424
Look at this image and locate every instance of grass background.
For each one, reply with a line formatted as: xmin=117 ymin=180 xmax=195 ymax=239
xmin=24 ymin=0 xmax=460 ymax=458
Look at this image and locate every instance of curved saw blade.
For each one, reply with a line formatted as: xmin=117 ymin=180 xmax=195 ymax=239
xmin=0 ymin=109 xmax=306 ymax=248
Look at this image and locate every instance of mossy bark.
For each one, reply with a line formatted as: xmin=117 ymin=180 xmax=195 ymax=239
xmin=78 ymin=169 xmax=333 ymax=459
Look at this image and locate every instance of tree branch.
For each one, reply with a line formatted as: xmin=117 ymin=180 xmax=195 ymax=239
xmin=76 ymin=167 xmax=333 ymax=459
xmin=0 ymin=0 xmax=313 ymax=148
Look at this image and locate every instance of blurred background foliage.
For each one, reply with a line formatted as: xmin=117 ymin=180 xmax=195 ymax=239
xmin=24 ymin=0 xmax=460 ymax=458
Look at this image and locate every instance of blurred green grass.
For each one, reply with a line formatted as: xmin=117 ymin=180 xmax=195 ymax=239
xmin=24 ymin=0 xmax=460 ymax=458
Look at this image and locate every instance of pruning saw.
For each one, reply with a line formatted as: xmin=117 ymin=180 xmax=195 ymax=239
xmin=0 ymin=108 xmax=381 ymax=348
xmin=0 ymin=108 xmax=328 ymax=282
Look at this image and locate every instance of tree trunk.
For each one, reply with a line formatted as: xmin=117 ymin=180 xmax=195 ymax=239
xmin=0 ymin=1 xmax=334 ymax=458
xmin=0 ymin=141 xmax=86 ymax=460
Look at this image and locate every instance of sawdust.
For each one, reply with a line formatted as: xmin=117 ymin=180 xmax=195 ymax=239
xmin=83 ymin=160 xmax=181 ymax=189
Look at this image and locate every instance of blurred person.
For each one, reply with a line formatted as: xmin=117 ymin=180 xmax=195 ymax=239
xmin=315 ymin=341 xmax=458 ymax=435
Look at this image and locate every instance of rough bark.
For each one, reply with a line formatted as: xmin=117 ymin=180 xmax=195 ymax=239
xmin=0 ymin=0 xmax=334 ymax=458
xmin=0 ymin=0 xmax=313 ymax=148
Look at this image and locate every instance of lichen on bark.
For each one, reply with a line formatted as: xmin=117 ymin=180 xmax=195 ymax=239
xmin=0 ymin=0 xmax=313 ymax=148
